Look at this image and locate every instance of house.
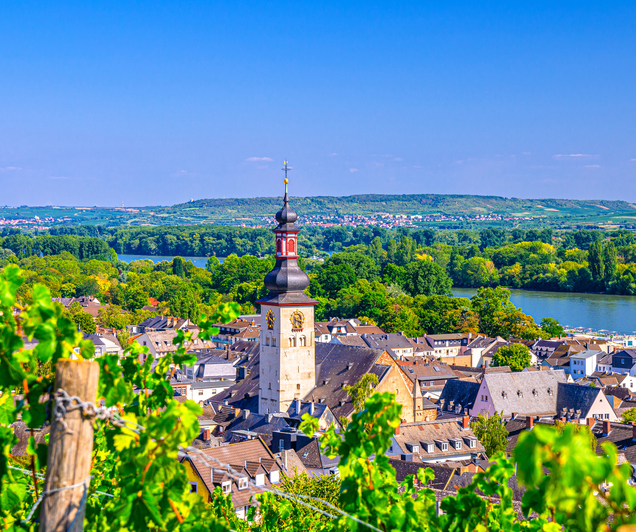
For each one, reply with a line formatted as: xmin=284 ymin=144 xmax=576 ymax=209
xmin=329 ymin=335 xmax=368 ymax=348
xmin=470 ymin=371 xmax=566 ymax=418
xmin=438 ymin=380 xmax=481 ymax=416
xmin=556 ymin=382 xmax=618 ymax=421
xmin=612 ymin=349 xmax=636 ymax=375
xmin=285 ymin=399 xmax=340 ymax=431
xmin=597 ymin=352 xmax=614 ymax=373
xmin=407 ymin=337 xmax=435 ymax=358
xmin=212 ymin=318 xmax=261 ymax=345
xmin=134 ymin=330 xmax=216 ymax=358
xmin=128 ymin=316 xmax=194 ymax=334
xmin=397 ymin=360 xmax=460 ymax=399
xmin=82 ymin=332 xmax=123 ymax=357
xmin=531 ymin=340 xmax=564 ymax=359
xmin=181 ymin=438 xmax=289 ymax=519
xmin=426 ymin=334 xmax=472 ymax=364
xmin=313 ymin=318 xmax=385 ymax=343
xmin=386 ymin=417 xmax=486 ymax=464
xmin=295 ymin=439 xmax=340 ymax=477
xmin=360 ymin=332 xmax=414 ymax=358
xmin=52 ymin=295 xmax=106 ymax=319
xmin=570 ymin=350 xmax=599 ymax=379
xmin=469 ymin=371 xmax=617 ymax=421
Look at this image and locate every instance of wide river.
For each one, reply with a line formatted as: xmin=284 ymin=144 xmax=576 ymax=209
xmin=453 ymin=287 xmax=636 ymax=335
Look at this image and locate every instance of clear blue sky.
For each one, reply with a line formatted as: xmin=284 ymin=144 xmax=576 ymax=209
xmin=1 ymin=2 xmax=635 ymax=206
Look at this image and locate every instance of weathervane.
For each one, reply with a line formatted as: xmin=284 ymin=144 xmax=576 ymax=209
xmin=282 ymin=160 xmax=291 ymax=194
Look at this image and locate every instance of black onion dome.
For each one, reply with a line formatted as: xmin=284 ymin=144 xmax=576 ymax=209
xmin=264 ymin=258 xmax=310 ymax=293
xmin=275 ymin=193 xmax=298 ymax=225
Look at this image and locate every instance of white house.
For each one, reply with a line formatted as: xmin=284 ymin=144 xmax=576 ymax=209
xmin=570 ymin=350 xmax=599 ymax=379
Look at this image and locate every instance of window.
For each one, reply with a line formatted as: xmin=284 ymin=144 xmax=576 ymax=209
xmin=238 ymin=477 xmax=248 ymax=490
xmin=297 ymin=384 xmax=300 ymax=390
xmin=255 ymin=474 xmax=265 ymax=486
xmin=222 ymin=481 xmax=231 ymax=494
xmin=270 ymin=470 xmax=280 ymax=484
xmin=469 ymin=439 xmax=476 ymax=449
xmin=189 ymin=481 xmax=198 ymax=493
xmin=441 ymin=442 xmax=448 ymax=451
xmin=279 ymin=439 xmax=285 ymax=452
xmin=198 ymin=390 xmax=203 ymax=395
xmin=605 ymin=413 xmax=610 ymax=419
xmin=272 ymin=338 xmax=276 ymax=347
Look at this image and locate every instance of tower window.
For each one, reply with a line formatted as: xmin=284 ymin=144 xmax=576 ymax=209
xmin=272 ymin=338 xmax=276 ymax=347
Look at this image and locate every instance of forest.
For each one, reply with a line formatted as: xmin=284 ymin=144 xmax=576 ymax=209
xmin=1 ymin=225 xmax=636 ymax=295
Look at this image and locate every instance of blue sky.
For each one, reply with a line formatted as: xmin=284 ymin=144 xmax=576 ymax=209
xmin=1 ymin=2 xmax=635 ymax=206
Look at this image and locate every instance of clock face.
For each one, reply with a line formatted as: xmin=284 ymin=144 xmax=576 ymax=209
xmin=266 ymin=310 xmax=275 ymax=330
xmin=290 ymin=310 xmax=305 ymax=331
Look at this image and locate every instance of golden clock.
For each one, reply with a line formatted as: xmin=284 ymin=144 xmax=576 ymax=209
xmin=266 ymin=309 xmax=275 ymax=330
xmin=290 ymin=310 xmax=305 ymax=331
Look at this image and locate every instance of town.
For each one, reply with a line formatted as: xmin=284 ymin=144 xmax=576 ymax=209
xmin=8 ymin=188 xmax=636 ymax=525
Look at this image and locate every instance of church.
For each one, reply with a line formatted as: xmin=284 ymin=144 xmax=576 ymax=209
xmin=212 ymin=172 xmax=427 ymax=423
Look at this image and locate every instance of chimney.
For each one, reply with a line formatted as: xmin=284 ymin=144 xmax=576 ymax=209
xmin=525 ymin=416 xmax=534 ymax=430
xmin=511 ymin=412 xmax=518 ymax=420
xmin=309 ymin=402 xmax=315 ymax=416
xmin=602 ymin=420 xmax=611 ymax=436
xmin=294 ymin=398 xmax=302 ymax=415
xmin=242 ymin=409 xmax=250 ymax=420
xmin=462 ymin=416 xmax=470 ymax=429
xmin=202 ymin=428 xmax=211 ymax=440
xmin=587 ymin=417 xmax=595 ymax=429
xmin=395 ymin=425 xmax=400 ymax=435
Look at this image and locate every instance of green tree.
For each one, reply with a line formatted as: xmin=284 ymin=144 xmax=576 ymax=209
xmin=470 ymin=411 xmax=509 ymax=457
xmin=172 ymin=256 xmax=186 ymax=277
xmin=71 ymin=309 xmax=97 ymax=334
xmin=602 ymin=241 xmax=618 ymax=285
xmin=492 ymin=343 xmax=532 ymax=371
xmin=403 ymin=260 xmax=452 ymax=296
xmin=588 ymin=240 xmax=604 ymax=283
xmin=344 ymin=373 xmax=379 ymax=413
xmin=622 ymin=407 xmax=636 ymax=424
xmin=169 ymin=289 xmax=200 ymax=321
xmin=540 ymin=317 xmax=565 ymax=338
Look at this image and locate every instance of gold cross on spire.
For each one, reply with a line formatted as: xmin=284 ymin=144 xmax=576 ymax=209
xmin=282 ymin=160 xmax=290 ymax=194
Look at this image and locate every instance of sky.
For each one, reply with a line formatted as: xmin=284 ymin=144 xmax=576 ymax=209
xmin=1 ymin=2 xmax=635 ymax=207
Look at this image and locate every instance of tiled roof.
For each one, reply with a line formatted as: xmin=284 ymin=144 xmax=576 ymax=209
xmin=484 ymin=371 xmax=566 ymax=416
xmin=184 ymin=438 xmax=282 ymax=509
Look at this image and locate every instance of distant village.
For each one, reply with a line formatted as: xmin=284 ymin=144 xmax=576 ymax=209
xmin=21 ymin=190 xmax=636 ymax=519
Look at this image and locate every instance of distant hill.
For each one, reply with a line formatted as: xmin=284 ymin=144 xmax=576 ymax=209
xmin=162 ymin=194 xmax=636 ymax=219
xmin=2 ymin=194 xmax=635 ymax=229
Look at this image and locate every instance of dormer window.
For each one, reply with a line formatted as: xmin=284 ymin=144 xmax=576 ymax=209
xmin=450 ymin=438 xmax=462 ymax=450
xmin=405 ymin=442 xmax=420 ymax=453
xmin=464 ymin=437 xmax=477 ymax=448
xmin=270 ymin=470 xmax=280 ymax=484
xmin=517 ymin=390 xmax=523 ymax=398
xmin=222 ymin=481 xmax=231 ymax=494
xmin=532 ymin=389 xmax=538 ymax=397
xmin=422 ymin=441 xmax=434 ymax=453
xmin=238 ymin=477 xmax=248 ymax=490
xmin=255 ymin=474 xmax=265 ymax=486
xmin=435 ymin=440 xmax=448 ymax=452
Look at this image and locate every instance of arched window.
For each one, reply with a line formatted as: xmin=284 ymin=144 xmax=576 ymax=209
xmin=288 ymin=239 xmax=296 ymax=254
xmin=276 ymin=239 xmax=282 ymax=254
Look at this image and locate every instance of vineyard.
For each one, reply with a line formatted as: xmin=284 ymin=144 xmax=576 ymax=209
xmin=1 ymin=264 xmax=636 ymax=531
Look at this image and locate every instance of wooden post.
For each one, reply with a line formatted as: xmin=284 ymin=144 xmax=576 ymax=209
xmin=40 ymin=360 xmax=100 ymax=532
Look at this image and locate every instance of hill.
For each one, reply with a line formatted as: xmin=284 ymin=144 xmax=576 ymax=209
xmin=1 ymin=194 xmax=635 ymax=230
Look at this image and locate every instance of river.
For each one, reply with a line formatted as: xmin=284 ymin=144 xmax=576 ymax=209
xmin=118 ymin=254 xmax=221 ymax=268
xmin=452 ymin=287 xmax=636 ymax=335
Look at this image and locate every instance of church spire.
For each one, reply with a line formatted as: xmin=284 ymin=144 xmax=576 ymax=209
xmin=259 ymin=162 xmax=315 ymax=301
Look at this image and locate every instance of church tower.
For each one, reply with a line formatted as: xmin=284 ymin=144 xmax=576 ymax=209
xmin=257 ymin=163 xmax=317 ymax=414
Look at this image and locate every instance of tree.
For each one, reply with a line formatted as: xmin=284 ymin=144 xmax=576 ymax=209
xmin=622 ymin=407 xmax=636 ymax=424
xmin=588 ymin=241 xmax=604 ymax=283
xmin=71 ymin=309 xmax=97 ymax=334
xmin=344 ymin=373 xmax=379 ymax=413
xmin=540 ymin=317 xmax=564 ymax=338
xmin=492 ymin=343 xmax=532 ymax=372
xmin=169 ymin=289 xmax=200 ymax=321
xmin=403 ymin=260 xmax=452 ymax=296
xmin=602 ymin=241 xmax=618 ymax=285
xmin=172 ymin=256 xmax=186 ymax=278
xmin=470 ymin=411 xmax=509 ymax=457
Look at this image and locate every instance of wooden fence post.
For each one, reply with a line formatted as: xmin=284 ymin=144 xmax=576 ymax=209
xmin=40 ymin=360 xmax=100 ymax=532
